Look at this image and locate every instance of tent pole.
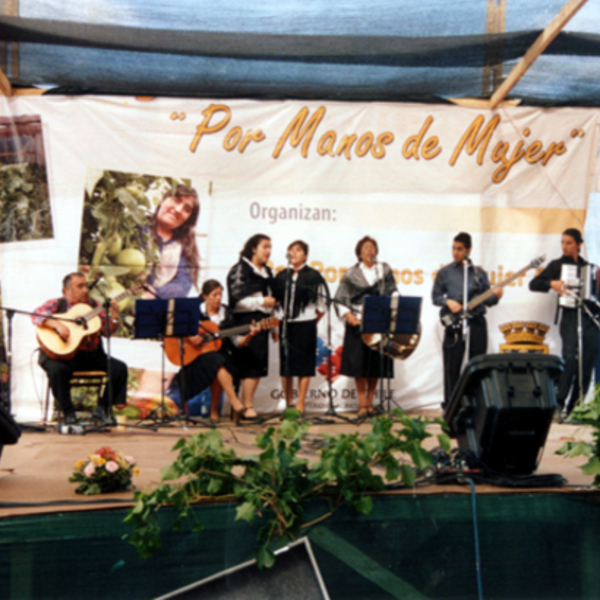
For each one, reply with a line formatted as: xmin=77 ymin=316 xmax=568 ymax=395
xmin=0 ymin=66 xmax=12 ymax=96
xmin=489 ymin=0 xmax=588 ymax=108
xmin=482 ymin=0 xmax=506 ymax=97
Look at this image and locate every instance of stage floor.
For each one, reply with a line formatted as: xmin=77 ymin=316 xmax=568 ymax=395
xmin=0 ymin=410 xmax=596 ymax=519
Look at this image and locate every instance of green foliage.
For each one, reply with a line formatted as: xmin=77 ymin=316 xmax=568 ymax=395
xmin=556 ymin=384 xmax=600 ymax=486
xmin=0 ymin=163 xmax=53 ymax=243
xmin=124 ymin=409 xmax=440 ymax=568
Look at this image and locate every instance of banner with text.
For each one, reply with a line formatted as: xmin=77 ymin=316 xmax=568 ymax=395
xmin=0 ymin=96 xmax=597 ymax=420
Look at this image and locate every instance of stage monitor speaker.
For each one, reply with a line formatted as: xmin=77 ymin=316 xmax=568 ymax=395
xmin=154 ymin=537 xmax=330 ymax=600
xmin=0 ymin=403 xmax=21 ymax=461
xmin=444 ymin=353 xmax=564 ymax=475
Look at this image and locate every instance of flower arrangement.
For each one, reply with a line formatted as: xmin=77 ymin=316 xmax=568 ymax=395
xmin=69 ymin=446 xmax=138 ymax=495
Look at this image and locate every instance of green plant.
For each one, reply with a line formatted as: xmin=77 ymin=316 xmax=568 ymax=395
xmin=124 ymin=409 xmax=450 ymax=567
xmin=0 ymin=163 xmax=53 ymax=243
xmin=556 ymin=385 xmax=600 ymax=486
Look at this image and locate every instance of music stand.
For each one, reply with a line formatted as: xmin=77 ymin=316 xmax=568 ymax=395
xmin=362 ymin=295 xmax=422 ymax=413
xmin=134 ymin=298 xmax=200 ymax=427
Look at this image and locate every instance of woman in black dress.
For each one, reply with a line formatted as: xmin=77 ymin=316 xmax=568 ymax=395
xmin=179 ymin=279 xmax=258 ymax=421
xmin=227 ymin=234 xmax=277 ymax=419
xmin=275 ymin=240 xmax=328 ymax=414
xmin=334 ymin=236 xmax=397 ymax=418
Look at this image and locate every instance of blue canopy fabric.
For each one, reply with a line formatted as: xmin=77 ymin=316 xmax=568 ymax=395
xmin=1 ymin=1 xmax=600 ymax=104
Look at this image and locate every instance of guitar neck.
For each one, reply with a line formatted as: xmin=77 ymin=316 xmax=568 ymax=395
xmin=466 ymin=264 xmax=531 ymax=311
xmin=210 ymin=323 xmax=253 ymax=339
xmin=80 ymin=288 xmax=135 ymax=322
xmin=215 ymin=318 xmax=277 ymax=340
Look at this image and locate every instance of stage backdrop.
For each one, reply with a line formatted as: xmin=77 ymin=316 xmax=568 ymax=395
xmin=0 ymin=96 xmax=598 ymax=421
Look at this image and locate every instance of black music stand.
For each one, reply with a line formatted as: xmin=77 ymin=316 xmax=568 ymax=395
xmin=134 ymin=298 xmax=201 ymax=427
xmin=362 ymin=295 xmax=422 ymax=413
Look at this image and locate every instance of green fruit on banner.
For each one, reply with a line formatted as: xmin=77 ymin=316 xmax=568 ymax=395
xmin=91 ymin=280 xmax=131 ymax=311
xmin=115 ymin=248 xmax=146 ymax=276
xmin=106 ymin=234 xmax=123 ymax=259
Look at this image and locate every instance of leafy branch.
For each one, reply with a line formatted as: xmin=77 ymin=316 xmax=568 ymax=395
xmin=556 ymin=384 xmax=600 ymax=486
xmin=124 ymin=409 xmax=451 ymax=568
xmin=0 ymin=163 xmax=53 ymax=243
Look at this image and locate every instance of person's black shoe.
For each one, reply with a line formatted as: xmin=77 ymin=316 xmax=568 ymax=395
xmin=92 ymin=406 xmax=116 ymax=426
xmin=63 ymin=411 xmax=78 ymax=425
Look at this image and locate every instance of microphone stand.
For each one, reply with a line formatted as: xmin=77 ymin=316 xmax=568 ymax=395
xmin=563 ymin=285 xmax=600 ymax=415
xmin=461 ymin=259 xmax=471 ymax=373
xmin=373 ymin=261 xmax=394 ymax=416
xmin=84 ymin=282 xmax=134 ymax=433
xmin=311 ymin=292 xmax=354 ymax=425
xmin=281 ymin=254 xmax=293 ymax=411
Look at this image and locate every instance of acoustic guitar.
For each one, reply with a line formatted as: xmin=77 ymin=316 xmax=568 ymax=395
xmin=36 ymin=284 xmax=143 ymax=360
xmin=164 ymin=317 xmax=280 ymax=367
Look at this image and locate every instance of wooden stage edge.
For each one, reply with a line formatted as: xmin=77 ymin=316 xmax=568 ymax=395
xmin=1 ymin=409 xmax=598 ymax=519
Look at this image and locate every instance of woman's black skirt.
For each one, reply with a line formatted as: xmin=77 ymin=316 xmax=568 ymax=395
xmin=232 ymin=311 xmax=270 ymax=378
xmin=340 ymin=323 xmax=394 ymax=379
xmin=179 ymin=349 xmax=238 ymax=402
xmin=279 ymin=320 xmax=317 ymax=377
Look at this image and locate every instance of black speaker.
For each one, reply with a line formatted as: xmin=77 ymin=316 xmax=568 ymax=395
xmin=0 ymin=404 xmax=21 ymax=461
xmin=444 ymin=353 xmax=564 ymax=475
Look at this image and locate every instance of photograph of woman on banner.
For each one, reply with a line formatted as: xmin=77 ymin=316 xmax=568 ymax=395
xmin=79 ymin=171 xmax=205 ymax=339
xmin=143 ymin=184 xmax=200 ymax=299
xmin=227 ymin=234 xmax=277 ymax=419
xmin=177 ymin=279 xmax=260 ymax=422
xmin=334 ymin=235 xmax=397 ymax=419
xmin=275 ymin=240 xmax=328 ymax=415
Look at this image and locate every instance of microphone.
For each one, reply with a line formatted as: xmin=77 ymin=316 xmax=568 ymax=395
xmin=285 ymin=252 xmax=292 ymax=263
xmin=87 ymin=274 xmax=103 ymax=291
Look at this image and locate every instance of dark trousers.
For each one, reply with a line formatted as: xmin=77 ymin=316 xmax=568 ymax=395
xmin=443 ymin=315 xmax=487 ymax=406
xmin=558 ymin=309 xmax=599 ymax=413
xmin=39 ymin=347 xmax=128 ymax=414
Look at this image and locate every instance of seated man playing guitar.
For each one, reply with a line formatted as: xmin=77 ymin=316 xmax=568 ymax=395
xmin=33 ymin=272 xmax=128 ymax=425
xmin=173 ymin=279 xmax=272 ymax=422
xmin=432 ymin=232 xmax=503 ymax=406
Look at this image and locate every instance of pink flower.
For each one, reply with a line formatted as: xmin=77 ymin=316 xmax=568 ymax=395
xmin=124 ymin=455 xmax=135 ymax=465
xmin=105 ymin=461 xmax=119 ymax=473
xmin=84 ymin=462 xmax=96 ymax=477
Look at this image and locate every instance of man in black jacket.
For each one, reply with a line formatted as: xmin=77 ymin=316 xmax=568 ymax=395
xmin=529 ymin=228 xmax=599 ymax=415
xmin=432 ymin=232 xmax=503 ymax=406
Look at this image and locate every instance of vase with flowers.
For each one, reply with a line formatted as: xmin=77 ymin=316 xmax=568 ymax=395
xmin=69 ymin=446 xmax=138 ymax=495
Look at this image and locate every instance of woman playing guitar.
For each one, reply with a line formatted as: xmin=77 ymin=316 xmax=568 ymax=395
xmin=178 ymin=279 xmax=260 ymax=422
